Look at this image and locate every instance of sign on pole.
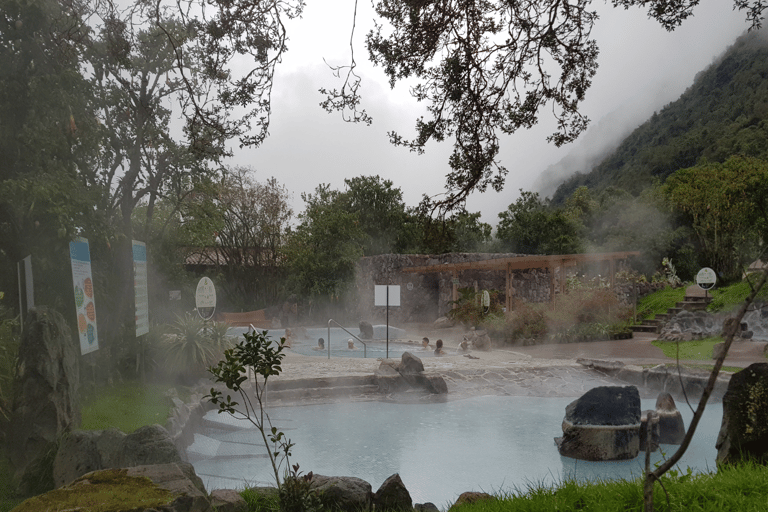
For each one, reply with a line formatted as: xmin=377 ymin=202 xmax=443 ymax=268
xmin=696 ymin=267 xmax=717 ymax=291
xmin=69 ymin=238 xmax=99 ymax=355
xmin=195 ymin=277 xmax=216 ymax=320
xmin=375 ymin=285 xmax=401 ymax=306
xmin=375 ymin=285 xmax=401 ymax=358
xmin=133 ymin=241 xmax=149 ymax=336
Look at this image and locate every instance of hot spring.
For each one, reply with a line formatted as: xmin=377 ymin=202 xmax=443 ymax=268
xmin=187 ymin=394 xmax=723 ymax=509
xmin=228 ymin=326 xmax=436 ymax=359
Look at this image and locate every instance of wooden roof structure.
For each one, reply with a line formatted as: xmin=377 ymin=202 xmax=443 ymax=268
xmin=402 ymin=251 xmax=640 ymax=312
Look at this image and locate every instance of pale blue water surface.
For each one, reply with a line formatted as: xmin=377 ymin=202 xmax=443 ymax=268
xmin=189 ymin=396 xmax=722 ymax=509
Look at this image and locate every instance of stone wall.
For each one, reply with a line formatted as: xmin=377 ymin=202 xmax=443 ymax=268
xmin=354 ymin=254 xmax=649 ymax=324
xmin=354 ymin=253 xmax=557 ymax=324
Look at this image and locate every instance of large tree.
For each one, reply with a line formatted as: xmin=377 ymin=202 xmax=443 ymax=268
xmin=0 ymin=0 xmax=105 ymax=313
xmin=143 ymin=0 xmax=767 ymax=214
xmin=340 ymin=175 xmax=409 ymax=256
xmin=497 ymin=190 xmax=581 ymax=255
xmin=663 ymin=155 xmax=768 ymax=281
xmin=284 ymin=184 xmax=365 ymax=319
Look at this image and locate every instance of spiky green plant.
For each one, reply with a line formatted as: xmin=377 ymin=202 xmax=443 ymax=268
xmin=163 ymin=314 xmax=232 ymax=381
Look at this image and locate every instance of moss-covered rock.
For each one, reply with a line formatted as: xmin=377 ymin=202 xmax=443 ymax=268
xmin=11 ymin=463 xmax=210 ymax=512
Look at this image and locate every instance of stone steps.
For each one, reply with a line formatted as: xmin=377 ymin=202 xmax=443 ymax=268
xmin=631 ymin=294 xmax=712 ymax=335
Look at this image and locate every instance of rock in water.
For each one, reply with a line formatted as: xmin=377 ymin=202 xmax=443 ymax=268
xmin=716 ymin=362 xmax=768 ymax=464
xmin=8 ymin=307 xmax=80 ymax=495
xmin=555 ymin=386 xmax=641 ymax=461
xmin=655 ymin=392 xmax=686 ymax=445
xmin=359 ymin=321 xmax=374 ymax=340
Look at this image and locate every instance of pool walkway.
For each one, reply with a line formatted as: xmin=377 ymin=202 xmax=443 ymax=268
xmin=261 ymin=330 xmax=766 ymax=404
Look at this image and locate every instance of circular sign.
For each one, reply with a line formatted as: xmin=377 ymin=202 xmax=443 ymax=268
xmin=195 ymin=277 xmax=216 ymax=320
xmin=406 ymin=282 xmax=414 ymax=291
xmin=696 ymin=267 xmax=717 ymax=290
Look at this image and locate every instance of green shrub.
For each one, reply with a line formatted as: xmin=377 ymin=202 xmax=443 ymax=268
xmin=504 ymin=287 xmax=632 ymax=343
xmin=162 ymin=315 xmax=233 ymax=382
xmin=507 ymin=301 xmax=547 ymax=340
xmin=448 ymin=288 xmax=504 ymax=327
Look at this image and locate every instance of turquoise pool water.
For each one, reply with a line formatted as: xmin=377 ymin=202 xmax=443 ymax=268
xmin=188 ymin=395 xmax=722 ymax=509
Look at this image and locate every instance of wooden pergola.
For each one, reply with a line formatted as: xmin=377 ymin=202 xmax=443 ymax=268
xmin=401 ymin=251 xmax=640 ymax=313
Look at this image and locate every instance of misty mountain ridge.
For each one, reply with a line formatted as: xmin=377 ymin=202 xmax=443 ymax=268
xmin=546 ymin=27 xmax=768 ymax=204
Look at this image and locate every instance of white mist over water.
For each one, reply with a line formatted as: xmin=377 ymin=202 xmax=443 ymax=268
xmin=190 ymin=396 xmax=722 ymax=509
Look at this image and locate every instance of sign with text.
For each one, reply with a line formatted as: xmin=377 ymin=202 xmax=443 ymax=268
xmin=69 ymin=238 xmax=98 ymax=355
xmin=374 ymin=285 xmax=401 ymax=307
xmin=132 ymin=241 xmax=149 ymax=337
xmin=195 ymin=277 xmax=216 ymax=320
xmin=696 ymin=267 xmax=717 ymax=290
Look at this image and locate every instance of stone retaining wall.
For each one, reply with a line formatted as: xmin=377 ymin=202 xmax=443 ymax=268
xmin=578 ymin=359 xmax=730 ymax=402
xmin=354 ymin=254 xmax=658 ymax=325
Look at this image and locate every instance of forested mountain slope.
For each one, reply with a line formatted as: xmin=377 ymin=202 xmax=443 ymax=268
xmin=551 ymin=29 xmax=768 ymax=203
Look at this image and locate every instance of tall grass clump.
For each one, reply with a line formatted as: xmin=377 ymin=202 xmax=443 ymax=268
xmin=449 ymin=462 xmax=768 ymax=511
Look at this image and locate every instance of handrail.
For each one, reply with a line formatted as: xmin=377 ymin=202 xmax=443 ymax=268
xmin=327 ymin=319 xmax=368 ymax=359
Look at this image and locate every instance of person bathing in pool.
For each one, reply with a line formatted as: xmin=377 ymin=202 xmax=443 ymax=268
xmin=313 ymin=338 xmax=325 ymax=351
xmin=434 ymin=339 xmax=446 ymax=356
xmin=421 ymin=337 xmax=431 ymax=350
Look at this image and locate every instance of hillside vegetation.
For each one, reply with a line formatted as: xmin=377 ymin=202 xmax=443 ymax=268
xmin=553 ymin=30 xmax=768 ymax=203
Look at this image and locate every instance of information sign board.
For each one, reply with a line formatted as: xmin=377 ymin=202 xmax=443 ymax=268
xmin=133 ymin=241 xmax=149 ymax=337
xmin=195 ymin=277 xmax=216 ymax=320
xmin=374 ymin=285 xmax=401 ymax=306
xmin=69 ymin=238 xmax=98 ymax=355
xmin=696 ymin=267 xmax=717 ymax=290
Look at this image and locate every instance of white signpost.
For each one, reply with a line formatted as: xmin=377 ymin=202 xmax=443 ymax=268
xmin=375 ymin=285 xmax=401 ymax=358
xmin=195 ymin=277 xmax=216 ymax=320
xmin=132 ymin=241 xmax=149 ymax=337
xmin=69 ymin=238 xmax=99 ymax=355
xmin=696 ymin=267 xmax=717 ymax=293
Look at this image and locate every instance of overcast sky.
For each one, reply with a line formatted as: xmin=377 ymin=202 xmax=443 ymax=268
xmin=228 ymin=1 xmax=751 ymax=227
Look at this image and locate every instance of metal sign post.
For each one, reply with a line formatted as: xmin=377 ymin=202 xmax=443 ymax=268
xmin=374 ymin=285 xmax=401 ymax=359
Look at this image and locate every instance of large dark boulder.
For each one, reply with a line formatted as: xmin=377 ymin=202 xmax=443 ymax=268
xmin=53 ymin=428 xmax=125 ymax=488
xmin=716 ymin=363 xmax=768 ymax=464
xmin=53 ymin=425 xmax=182 ymax=488
xmin=374 ymin=473 xmax=412 ymax=511
xmin=359 ymin=321 xmax=374 ymax=340
xmin=398 ymin=352 xmax=425 ymax=375
xmin=556 ymin=386 xmax=641 ymax=461
xmin=565 ymin=386 xmax=641 ymax=426
xmin=119 ymin=424 xmax=182 ymax=467
xmin=309 ymin=474 xmax=372 ymax=512
xmin=7 ymin=307 xmax=80 ymax=495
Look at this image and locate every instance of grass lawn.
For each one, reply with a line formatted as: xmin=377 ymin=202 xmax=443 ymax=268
xmin=448 ymin=462 xmax=768 ymax=512
xmin=80 ymin=381 xmax=174 ymax=433
xmin=637 ymin=286 xmax=687 ymax=320
xmin=651 ymin=337 xmax=722 ymax=360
